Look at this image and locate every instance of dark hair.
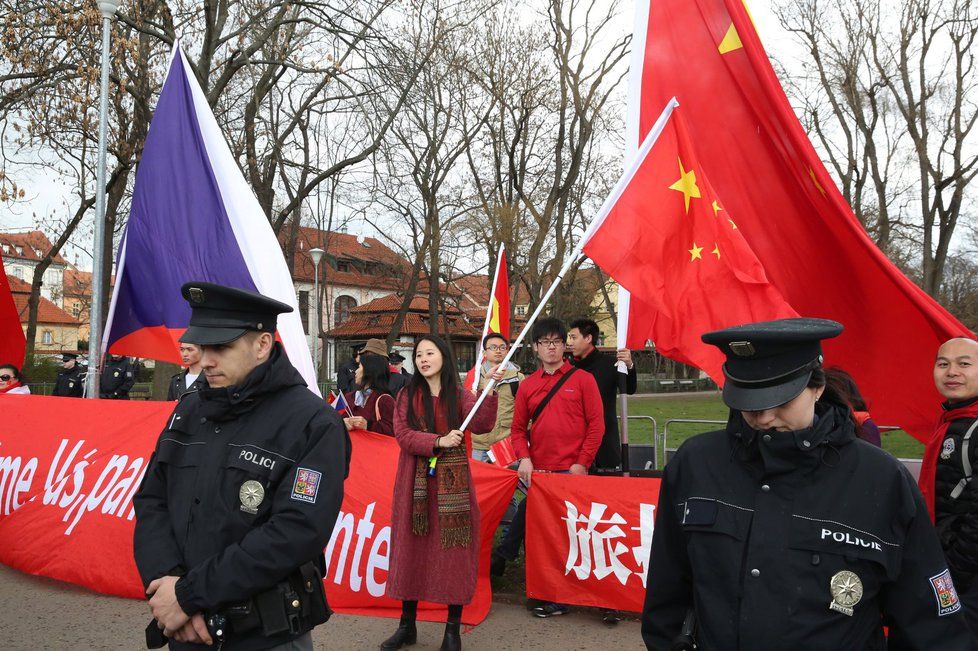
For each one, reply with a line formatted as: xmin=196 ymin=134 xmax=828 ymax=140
xmin=406 ymin=335 xmax=461 ymax=432
xmin=569 ymin=318 xmax=599 ymax=344
xmin=531 ymin=317 xmax=567 ymax=343
xmin=358 ymin=354 xmax=391 ymax=395
xmin=807 ymin=364 xmax=850 ymax=410
xmin=823 ymin=367 xmax=868 ymax=411
xmin=482 ymin=332 xmax=508 ymax=349
xmin=0 ymin=364 xmax=23 ymax=382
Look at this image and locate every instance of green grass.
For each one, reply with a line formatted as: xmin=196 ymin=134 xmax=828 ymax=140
xmin=619 ymin=392 xmax=925 ymax=464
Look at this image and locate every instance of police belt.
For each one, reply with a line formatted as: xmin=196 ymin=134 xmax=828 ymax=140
xmin=219 ymin=561 xmax=332 ymax=638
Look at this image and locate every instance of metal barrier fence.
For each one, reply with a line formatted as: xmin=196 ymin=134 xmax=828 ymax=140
xmin=624 ymin=415 xmax=659 ymax=472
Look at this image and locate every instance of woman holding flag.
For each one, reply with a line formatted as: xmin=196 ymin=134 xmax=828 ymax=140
xmin=382 ymin=334 xmax=501 ymax=651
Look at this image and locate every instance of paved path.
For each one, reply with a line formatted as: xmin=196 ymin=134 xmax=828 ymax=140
xmin=0 ymin=564 xmax=643 ymax=650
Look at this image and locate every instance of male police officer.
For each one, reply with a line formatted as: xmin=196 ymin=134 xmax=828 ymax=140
xmin=134 ymin=282 xmax=349 ymax=650
xmin=643 ymin=318 xmax=974 ymax=650
xmin=101 ymin=354 xmax=138 ymax=399
xmin=52 ymin=352 xmax=85 ymax=397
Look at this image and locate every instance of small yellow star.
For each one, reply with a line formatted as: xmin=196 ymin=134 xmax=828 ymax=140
xmin=689 ymin=243 xmax=704 ymax=261
xmin=728 ymin=219 xmax=738 ymax=230
xmin=712 ymin=200 xmax=723 ymax=216
xmin=712 ymin=244 xmax=721 ymax=259
xmin=669 ymin=158 xmax=702 ymax=214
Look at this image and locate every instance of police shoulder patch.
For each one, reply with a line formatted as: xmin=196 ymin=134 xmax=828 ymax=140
xmin=929 ymin=569 xmax=962 ymax=616
xmin=291 ymin=467 xmax=322 ymax=504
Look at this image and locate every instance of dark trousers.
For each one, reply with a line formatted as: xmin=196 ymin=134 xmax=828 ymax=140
xmin=496 ymin=494 xmax=527 ymax=561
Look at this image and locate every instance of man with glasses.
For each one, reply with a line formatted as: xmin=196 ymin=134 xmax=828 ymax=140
xmin=465 ymin=333 xmax=525 ymax=462
xmin=490 ymin=317 xmax=604 ymax=618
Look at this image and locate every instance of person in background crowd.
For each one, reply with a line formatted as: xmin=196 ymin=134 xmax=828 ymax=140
xmin=166 ymin=342 xmax=208 ymax=401
xmin=824 ymin=367 xmax=881 ymax=446
xmin=360 ymin=338 xmax=408 ymax=394
xmin=464 ymin=333 xmax=524 ymax=463
xmin=53 ymin=352 xmax=85 ymax=397
xmin=134 ymin=282 xmax=349 ymax=650
xmin=921 ymin=337 xmax=978 ymax=641
xmin=643 ymin=318 xmax=972 ymax=650
xmin=337 ymin=347 xmax=360 ymax=394
xmin=100 ymin=354 xmax=138 ymax=399
xmin=567 ymin=318 xmax=637 ymax=473
xmin=382 ymin=335 xmax=501 ymax=651
xmin=0 ymin=364 xmax=30 ymax=394
xmin=342 ymin=353 xmax=396 ymax=435
xmin=491 ymin=317 xmax=604 ymax=619
xmin=389 ymin=350 xmax=413 ymax=381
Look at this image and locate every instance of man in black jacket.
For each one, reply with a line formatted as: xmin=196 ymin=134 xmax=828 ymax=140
xmin=335 ymin=348 xmax=359 ymax=394
xmin=568 ymin=318 xmax=637 ymax=470
xmin=100 ymin=354 xmax=138 ymax=399
xmin=166 ymin=343 xmax=208 ymax=401
xmin=134 ymin=282 xmax=350 ymax=650
xmin=52 ymin=352 xmax=85 ymax=397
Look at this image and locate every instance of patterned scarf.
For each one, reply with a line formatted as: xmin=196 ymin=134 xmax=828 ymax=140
xmin=410 ymin=391 xmax=472 ymax=548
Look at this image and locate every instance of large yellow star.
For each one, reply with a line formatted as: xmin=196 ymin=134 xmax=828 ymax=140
xmin=688 ymin=242 xmax=704 ymax=261
xmin=669 ymin=158 xmax=701 ymax=214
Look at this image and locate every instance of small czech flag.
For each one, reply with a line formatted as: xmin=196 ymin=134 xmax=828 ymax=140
xmin=330 ymin=391 xmax=350 ymax=416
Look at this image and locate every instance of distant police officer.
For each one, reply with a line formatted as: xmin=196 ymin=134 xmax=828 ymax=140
xmin=101 ymin=354 xmax=138 ymax=399
xmin=642 ymin=318 xmax=974 ymax=650
xmin=166 ymin=342 xmax=208 ymax=401
xmin=52 ymin=352 xmax=85 ymax=397
xmin=134 ymin=282 xmax=350 ymax=650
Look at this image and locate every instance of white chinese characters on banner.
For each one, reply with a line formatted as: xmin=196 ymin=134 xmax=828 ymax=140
xmin=562 ymin=500 xmax=656 ymax=587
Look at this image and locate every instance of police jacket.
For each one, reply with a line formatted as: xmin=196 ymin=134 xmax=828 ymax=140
xmin=571 ymin=349 xmax=637 ymax=469
xmin=53 ymin=365 xmax=85 ymax=397
xmin=934 ymin=398 xmax=978 ymax=592
xmin=336 ymin=359 xmax=357 ymax=393
xmin=134 ymin=343 xmax=350 ymax=650
xmin=100 ymin=357 xmax=137 ymax=399
xmin=642 ymin=402 xmax=973 ymax=650
xmin=166 ymin=369 xmax=208 ymax=401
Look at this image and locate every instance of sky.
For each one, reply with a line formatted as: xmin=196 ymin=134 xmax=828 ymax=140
xmin=0 ymin=0 xmax=800 ymax=271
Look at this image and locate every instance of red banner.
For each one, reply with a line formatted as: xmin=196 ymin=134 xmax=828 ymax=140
xmin=525 ymin=473 xmax=661 ymax=613
xmin=0 ymin=396 xmax=516 ymax=625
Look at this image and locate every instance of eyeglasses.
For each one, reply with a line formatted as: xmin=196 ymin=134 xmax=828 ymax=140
xmin=485 ymin=345 xmax=508 ymax=352
xmin=536 ymin=339 xmax=565 ymax=348
xmin=0 ymin=374 xmax=12 ymax=381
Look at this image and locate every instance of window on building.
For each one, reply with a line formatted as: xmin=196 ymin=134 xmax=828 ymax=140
xmin=11 ymin=266 xmax=24 ymax=280
xmin=14 ymin=245 xmax=23 ymax=256
xmin=72 ymin=304 xmax=81 ymax=317
xmin=298 ymin=290 xmax=310 ymax=331
xmin=516 ymin=305 xmax=527 ymax=316
xmin=42 ymin=330 xmax=53 ymax=345
xmin=337 ymin=261 xmax=351 ymax=273
xmin=334 ymin=295 xmax=357 ymax=326
xmin=1 ymin=243 xmax=9 ymax=254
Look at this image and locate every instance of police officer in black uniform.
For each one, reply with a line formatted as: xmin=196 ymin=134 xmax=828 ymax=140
xmin=642 ymin=318 xmax=974 ymax=650
xmin=134 ymin=282 xmax=350 ymax=650
xmin=101 ymin=354 xmax=138 ymax=399
xmin=52 ymin=352 xmax=86 ymax=397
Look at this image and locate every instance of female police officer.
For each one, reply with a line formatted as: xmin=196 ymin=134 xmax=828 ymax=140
xmin=642 ymin=318 xmax=974 ymax=650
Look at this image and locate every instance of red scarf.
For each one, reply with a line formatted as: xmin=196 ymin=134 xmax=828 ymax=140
xmin=0 ymin=379 xmax=22 ymax=394
xmin=919 ymin=400 xmax=978 ymax=522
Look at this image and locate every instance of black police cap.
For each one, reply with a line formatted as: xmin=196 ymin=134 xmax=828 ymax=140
xmin=389 ymin=351 xmax=406 ymax=363
xmin=61 ymin=352 xmax=78 ymax=362
xmin=702 ymin=317 xmax=843 ymax=412
xmin=179 ymin=281 xmax=293 ymax=346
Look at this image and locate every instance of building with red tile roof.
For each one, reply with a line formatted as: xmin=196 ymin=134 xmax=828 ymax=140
xmin=6 ymin=274 xmax=80 ymax=353
xmin=1 ymin=230 xmax=69 ymax=305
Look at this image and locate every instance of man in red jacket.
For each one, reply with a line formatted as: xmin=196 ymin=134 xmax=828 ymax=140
xmin=491 ymin=316 xmax=604 ymax=618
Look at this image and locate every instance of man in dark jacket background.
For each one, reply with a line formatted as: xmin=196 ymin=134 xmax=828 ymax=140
xmin=53 ymin=352 xmax=86 ymax=397
xmin=567 ymin=318 xmax=637 ymax=471
xmin=166 ymin=342 xmax=208 ymax=401
xmin=100 ymin=354 xmax=138 ymax=399
xmin=134 ymin=282 xmax=349 ymax=649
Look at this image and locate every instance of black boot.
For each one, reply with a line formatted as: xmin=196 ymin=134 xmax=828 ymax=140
xmin=439 ymin=621 xmax=461 ymax=651
xmin=380 ymin=618 xmax=417 ymax=650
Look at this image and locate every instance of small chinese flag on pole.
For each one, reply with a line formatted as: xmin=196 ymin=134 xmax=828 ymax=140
xmin=582 ymin=99 xmax=797 ymax=381
xmin=468 ymin=246 xmax=511 ymax=391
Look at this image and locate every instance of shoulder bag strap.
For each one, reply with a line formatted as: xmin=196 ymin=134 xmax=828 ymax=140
xmin=528 ymin=367 xmax=579 ymax=434
xmin=950 ymin=419 xmax=978 ymax=499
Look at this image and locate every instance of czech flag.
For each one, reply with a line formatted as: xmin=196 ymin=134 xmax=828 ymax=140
xmin=103 ymin=45 xmax=317 ymax=394
xmin=330 ymin=391 xmax=350 ymax=417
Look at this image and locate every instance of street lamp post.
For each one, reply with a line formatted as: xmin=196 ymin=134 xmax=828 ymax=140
xmin=309 ymin=248 xmax=325 ymax=385
xmin=85 ymin=0 xmax=121 ymax=399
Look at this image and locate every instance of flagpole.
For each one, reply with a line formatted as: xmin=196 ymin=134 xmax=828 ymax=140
xmin=472 ymin=244 xmax=505 ymax=389
xmin=616 ymin=286 xmax=632 ymax=474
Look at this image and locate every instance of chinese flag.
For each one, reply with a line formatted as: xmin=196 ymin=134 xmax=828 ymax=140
xmin=583 ymin=101 xmax=796 ymax=379
xmin=625 ymin=0 xmax=970 ymax=440
xmin=0 ymin=272 xmax=26 ymax=368
xmin=488 ymin=247 xmax=510 ymax=339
